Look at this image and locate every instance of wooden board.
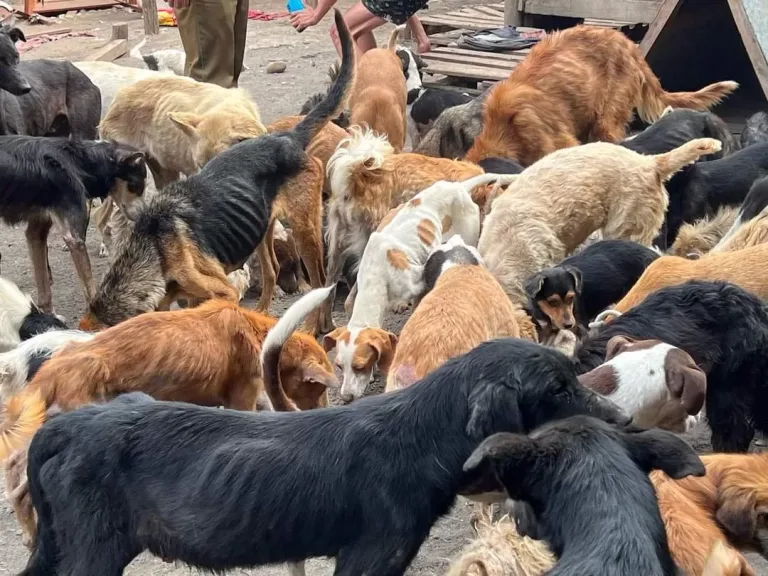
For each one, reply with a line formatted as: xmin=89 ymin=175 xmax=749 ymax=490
xmin=23 ymin=0 xmax=118 ymax=14
xmin=728 ymin=0 xmax=768 ymax=99
xmin=88 ymin=37 xmax=127 ymax=61
xmin=516 ymin=0 xmax=662 ymax=23
xmin=419 ymin=58 xmax=513 ymax=81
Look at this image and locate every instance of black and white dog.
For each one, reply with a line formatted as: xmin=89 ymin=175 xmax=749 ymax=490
xmin=0 ymin=276 xmax=66 ymax=353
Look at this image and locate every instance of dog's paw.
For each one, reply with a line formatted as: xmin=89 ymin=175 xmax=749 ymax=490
xmin=98 ymin=242 xmax=109 ymax=258
xmin=297 ymin=280 xmax=312 ymax=294
xmin=390 ymin=300 xmax=411 ymax=314
xmin=274 ymin=286 xmax=286 ymax=298
xmin=698 ymin=138 xmax=722 ymax=154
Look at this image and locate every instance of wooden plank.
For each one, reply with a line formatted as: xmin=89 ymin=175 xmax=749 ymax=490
xmin=431 ymin=46 xmax=529 ymax=61
xmin=519 ymin=0 xmax=661 ymax=23
xmin=111 ymin=22 xmax=128 ymax=40
xmin=24 ymin=27 xmax=72 ymax=38
xmin=727 ymin=0 xmax=768 ymax=100
xmin=640 ymin=0 xmax=683 ymax=55
xmin=422 ymin=80 xmax=482 ymax=95
xmin=420 ymin=59 xmax=514 ymax=80
xmin=423 ymin=51 xmax=523 ymax=70
xmin=142 ymin=0 xmax=159 ymax=35
xmin=420 ymin=15 xmax=506 ymax=31
xmin=504 ymin=0 xmax=522 ymax=26
xmin=88 ymin=38 xmax=128 ymax=61
xmin=28 ymin=0 xmax=117 ymax=14
xmin=474 ymin=5 xmax=506 ymax=18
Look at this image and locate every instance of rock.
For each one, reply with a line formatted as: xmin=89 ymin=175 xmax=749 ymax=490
xmin=266 ymin=61 xmax=287 ymax=74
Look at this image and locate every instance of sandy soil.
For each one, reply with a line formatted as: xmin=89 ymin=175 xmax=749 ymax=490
xmin=1 ymin=3 xmax=767 ymax=574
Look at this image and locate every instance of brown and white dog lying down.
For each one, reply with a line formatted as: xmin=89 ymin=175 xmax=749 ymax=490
xmin=386 ymin=236 xmax=537 ymax=392
xmin=465 ymin=25 xmax=737 ymax=166
xmin=605 ymin=243 xmax=768 ymax=319
xmin=322 ymin=126 xmax=486 ymax=331
xmin=478 ymin=138 xmax=722 ymax=306
xmin=1 ymin=288 xmax=336 ymax=548
xmin=651 ymin=451 xmax=768 ymax=576
xmin=577 ymin=335 xmax=706 ymax=433
xmin=348 ymin=26 xmax=407 ymax=151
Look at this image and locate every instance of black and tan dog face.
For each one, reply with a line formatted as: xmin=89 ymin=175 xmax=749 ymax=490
xmin=109 ymin=146 xmax=147 ymax=220
xmin=0 ymin=25 xmax=30 ymax=96
xmin=525 ymin=266 xmax=582 ymax=330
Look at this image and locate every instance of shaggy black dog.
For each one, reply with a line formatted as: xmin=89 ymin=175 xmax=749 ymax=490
xmin=525 ymin=240 xmax=659 ymax=333
xmin=464 ymin=416 xmax=704 ymax=575
xmin=0 ymin=136 xmax=146 ymax=312
xmin=662 ymin=142 xmax=768 ymax=247
xmin=741 ymin=112 xmax=768 ymax=148
xmin=0 ymin=25 xmax=100 ymax=138
xmin=21 ymin=339 xmax=627 ymax=576
xmin=574 ymin=280 xmax=768 ymax=452
xmin=477 ymin=156 xmax=525 ymax=174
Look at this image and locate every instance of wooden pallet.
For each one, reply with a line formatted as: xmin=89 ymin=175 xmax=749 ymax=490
xmin=421 ymin=3 xmax=507 ymax=31
xmin=421 ymin=45 xmax=529 ymax=82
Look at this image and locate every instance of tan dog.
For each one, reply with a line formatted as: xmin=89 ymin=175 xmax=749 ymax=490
xmin=348 ymin=26 xmax=407 ymax=151
xmin=668 ymin=206 xmax=738 ymax=258
xmin=100 ymin=75 xmax=266 ymax=187
xmin=608 ymin=243 xmax=768 ymax=317
xmin=478 ymin=138 xmax=721 ymax=306
xmin=322 ymin=126 xmax=485 ymax=331
xmin=465 ymin=26 xmax=737 ymax=166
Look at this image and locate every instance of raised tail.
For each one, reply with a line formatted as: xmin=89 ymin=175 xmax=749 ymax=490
xmin=460 ymin=172 xmax=519 ymax=192
xmin=0 ymin=387 xmax=46 ymax=460
xmin=260 ymin=286 xmax=334 ymax=412
xmin=653 ymin=138 xmax=722 ymax=181
xmin=387 ymin=25 xmax=406 ymax=51
xmin=128 ymin=38 xmax=147 ymax=62
xmin=293 ymin=10 xmax=356 ymax=148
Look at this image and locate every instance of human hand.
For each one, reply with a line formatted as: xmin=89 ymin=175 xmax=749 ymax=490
xmin=289 ymin=8 xmax=319 ymax=32
xmin=167 ymin=0 xmax=190 ymax=8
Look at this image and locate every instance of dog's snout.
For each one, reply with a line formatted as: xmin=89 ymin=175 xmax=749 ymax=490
xmin=18 ymin=81 xmax=32 ymax=94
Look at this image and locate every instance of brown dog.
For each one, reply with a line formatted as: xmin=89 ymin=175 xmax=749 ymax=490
xmin=465 ymin=26 xmax=737 ymax=166
xmin=348 ymin=26 xmax=407 ymax=151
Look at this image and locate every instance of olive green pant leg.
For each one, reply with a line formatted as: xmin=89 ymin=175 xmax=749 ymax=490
xmin=233 ymin=0 xmax=249 ymax=86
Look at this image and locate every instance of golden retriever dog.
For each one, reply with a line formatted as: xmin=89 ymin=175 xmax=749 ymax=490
xmin=606 ymin=243 xmax=768 ymax=318
xmin=478 ymin=138 xmax=721 ymax=306
xmin=100 ymin=75 xmax=266 ymax=187
xmin=651 ymin=452 xmax=768 ymax=576
xmin=321 ymin=126 xmax=485 ymax=331
xmin=668 ymin=206 xmax=738 ymax=258
xmin=348 ymin=26 xmax=407 ymax=151
xmin=465 ymin=26 xmax=737 ymax=166
xmin=386 ymin=241 xmax=536 ymax=392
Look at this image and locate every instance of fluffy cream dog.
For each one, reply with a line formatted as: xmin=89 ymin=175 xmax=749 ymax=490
xmin=479 ymin=138 xmax=721 ymax=305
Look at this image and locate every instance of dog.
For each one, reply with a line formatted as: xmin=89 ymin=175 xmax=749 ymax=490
xmin=407 ymin=88 xmax=472 ymax=150
xmin=246 ymin=220 xmax=308 ymax=295
xmin=0 ymin=277 xmax=66 ymax=352
xmin=577 ymin=336 xmax=705 ymax=432
xmin=0 ymin=24 xmax=101 ymax=139
xmin=711 ymin=175 xmax=768 ymax=253
xmin=421 ymin=234 xmax=484 ymax=295
xmin=79 ymin=11 xmax=355 ymax=330
xmin=386 ymin=239 xmax=536 ymax=392
xmin=128 ymin=37 xmax=186 ymax=75
xmin=415 ymin=90 xmax=487 ymax=158
xmin=477 ymin=157 xmax=525 ymax=175
xmin=741 ymin=111 xmax=768 ymax=148
xmin=668 ymin=206 xmax=738 ymax=258
xmin=18 ymin=338 xmax=628 ymax=576
xmin=321 ymin=126 xmax=486 ymax=331
xmin=573 ymin=280 xmax=768 ymax=453
xmin=299 ymin=62 xmax=350 ymax=129
xmin=463 ymin=416 xmax=705 ymax=575
xmin=99 ymin=74 xmax=266 ymax=188
xmin=478 ymin=138 xmax=721 ymax=306
xmin=323 ymin=173 xmax=507 ymax=402
xmin=524 ymin=240 xmax=660 ymax=336
xmin=465 ymin=26 xmax=736 ymax=166
xmin=348 ymin=26 xmax=407 ymax=151
xmin=652 ymin=452 xmax=768 ymax=576
xmin=0 ymin=136 xmax=147 ymax=312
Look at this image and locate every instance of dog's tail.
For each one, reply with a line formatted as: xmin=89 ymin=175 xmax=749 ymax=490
xmin=387 ymin=25 xmax=406 ymax=51
xmin=260 ymin=286 xmax=334 ymax=412
xmin=0 ymin=387 xmax=47 ymax=460
xmin=128 ymin=37 xmax=146 ymax=61
xmin=293 ymin=10 xmax=356 ymax=149
xmin=712 ymin=176 xmax=768 ymax=252
xmin=653 ymin=138 xmax=723 ymax=182
xmin=702 ymin=540 xmax=748 ymax=576
xmin=460 ymin=172 xmax=519 ymax=193
xmin=328 ymin=125 xmax=395 ymax=200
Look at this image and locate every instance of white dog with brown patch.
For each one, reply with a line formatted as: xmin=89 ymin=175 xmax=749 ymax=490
xmin=323 ymin=173 xmax=514 ymax=402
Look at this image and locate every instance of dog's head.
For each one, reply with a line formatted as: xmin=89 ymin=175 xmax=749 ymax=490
xmin=323 ymin=326 xmax=397 ymax=403
xmin=463 ymin=415 xmax=705 ymax=509
xmin=168 ymin=111 xmax=267 ymax=169
xmin=274 ymin=224 xmax=302 ymax=294
xmin=0 ymin=24 xmax=30 ymax=96
xmin=106 ymin=143 xmax=147 ymax=220
xmin=397 ymin=46 xmax=425 ymax=97
xmin=422 ymin=235 xmax=483 ymax=295
xmin=279 ymin=330 xmax=339 ymax=410
xmin=525 ymin=266 xmax=582 ymax=331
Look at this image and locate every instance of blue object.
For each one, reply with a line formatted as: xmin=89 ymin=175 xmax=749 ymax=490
xmin=287 ymin=0 xmax=305 ymax=13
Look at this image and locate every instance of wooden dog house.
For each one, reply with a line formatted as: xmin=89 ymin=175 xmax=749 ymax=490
xmin=639 ymin=0 xmax=768 ymax=132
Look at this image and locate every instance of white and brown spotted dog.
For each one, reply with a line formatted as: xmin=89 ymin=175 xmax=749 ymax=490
xmin=323 ymin=173 xmax=513 ymax=402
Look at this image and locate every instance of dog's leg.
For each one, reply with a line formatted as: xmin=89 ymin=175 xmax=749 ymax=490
xmin=267 ymin=220 xmax=280 ymax=277
xmin=255 ymin=238 xmax=277 ymax=313
xmin=61 ymin=207 xmax=96 ymax=306
xmin=334 ymin=540 xmax=421 ymax=576
xmin=291 ymin=159 xmax=327 ymax=291
xmin=589 ymin=107 xmax=633 ymax=143
xmin=25 ymin=216 xmax=55 ymax=312
xmin=286 ymin=561 xmax=306 ymax=576
xmin=344 ymin=282 xmax=358 ymax=319
xmin=5 ymin=449 xmax=35 ymax=549
xmin=165 ymin=237 xmax=239 ymax=303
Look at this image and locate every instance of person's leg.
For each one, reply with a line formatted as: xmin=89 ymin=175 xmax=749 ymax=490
xmin=405 ymin=15 xmax=430 ymax=53
xmin=175 ymin=0 xmax=237 ymax=88
xmin=330 ymin=2 xmax=387 ymax=56
xmin=233 ymin=0 xmax=249 ymax=86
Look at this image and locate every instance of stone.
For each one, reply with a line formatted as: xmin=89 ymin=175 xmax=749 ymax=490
xmin=266 ymin=60 xmax=287 ymax=74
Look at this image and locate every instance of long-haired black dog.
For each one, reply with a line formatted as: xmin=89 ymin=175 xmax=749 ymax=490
xmin=20 ymin=338 xmax=628 ymax=576
xmin=0 ymin=24 xmax=100 ymax=138
xmin=464 ymin=416 xmax=704 ymax=576
xmin=574 ymin=280 xmax=768 ymax=452
xmin=525 ymin=240 xmax=660 ymax=335
xmin=712 ymin=175 xmax=768 ymax=250
xmin=0 ymin=136 xmax=146 ymax=312
xmin=82 ymin=10 xmax=356 ymax=330
xmin=741 ymin=112 xmax=768 ymax=148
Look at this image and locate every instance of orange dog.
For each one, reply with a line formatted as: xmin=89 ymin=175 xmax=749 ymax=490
xmin=652 ymin=452 xmax=768 ymax=576
xmin=465 ymin=26 xmax=737 ymax=167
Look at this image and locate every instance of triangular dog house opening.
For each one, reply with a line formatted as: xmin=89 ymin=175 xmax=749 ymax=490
xmin=639 ymin=0 xmax=768 ymax=133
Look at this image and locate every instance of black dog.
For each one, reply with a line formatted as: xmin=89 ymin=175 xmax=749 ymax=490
xmin=741 ymin=112 xmax=768 ymax=148
xmin=0 ymin=136 xmax=146 ymax=312
xmin=464 ymin=416 xmax=704 ymax=575
xmin=21 ymin=339 xmax=628 ymax=576
xmin=477 ymin=156 xmax=525 ymax=174
xmin=0 ymin=25 xmax=100 ymax=138
xmin=713 ymin=175 xmax=768 ymax=249
xmin=574 ymin=280 xmax=768 ymax=453
xmin=298 ymin=62 xmax=350 ymax=129
xmin=408 ymin=88 xmax=472 ymax=144
xmin=525 ymin=240 xmax=659 ymax=333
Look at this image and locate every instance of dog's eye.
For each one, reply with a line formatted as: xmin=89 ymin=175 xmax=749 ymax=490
xmin=547 ymin=298 xmax=560 ymax=307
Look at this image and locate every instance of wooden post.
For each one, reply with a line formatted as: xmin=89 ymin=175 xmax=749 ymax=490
xmin=505 ymin=0 xmax=523 ymax=26
xmin=111 ymin=22 xmax=129 ymax=40
xmin=142 ymin=0 xmax=159 ymax=36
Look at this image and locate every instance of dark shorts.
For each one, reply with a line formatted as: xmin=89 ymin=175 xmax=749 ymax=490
xmin=361 ymin=0 xmax=428 ymax=25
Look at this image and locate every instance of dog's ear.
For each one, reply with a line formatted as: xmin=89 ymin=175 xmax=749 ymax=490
xmin=169 ymin=112 xmax=202 ymax=142
xmin=368 ymin=329 xmax=397 ymax=374
xmin=463 ymin=432 xmax=534 ymax=495
xmin=604 ymin=334 xmax=637 ymax=361
xmin=716 ymin=493 xmax=758 ymax=543
xmin=466 ymin=379 xmax=523 ymax=441
xmin=322 ymin=327 xmax=348 ymax=353
xmin=8 ymin=27 xmax=25 ymax=43
xmin=523 ymin=273 xmax=545 ymax=300
xmin=565 ymin=266 xmax=583 ymax=295
xmin=622 ymin=427 xmax=705 ymax=479
xmin=302 ymin=364 xmax=340 ymax=389
xmin=115 ymin=150 xmax=146 ymax=169
xmin=664 ymin=349 xmax=706 ymax=415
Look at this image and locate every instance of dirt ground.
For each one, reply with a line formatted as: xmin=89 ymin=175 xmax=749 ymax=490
xmin=1 ymin=2 xmax=767 ymax=574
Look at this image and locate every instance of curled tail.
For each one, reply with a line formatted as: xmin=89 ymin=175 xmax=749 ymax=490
xmin=653 ymin=138 xmax=723 ymax=181
xmin=387 ymin=25 xmax=406 ymax=51
xmin=328 ymin=125 xmax=395 ymax=200
xmin=293 ymin=10 xmax=356 ymax=148
xmin=260 ymin=287 xmax=334 ymax=411
xmin=0 ymin=387 xmax=46 ymax=460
